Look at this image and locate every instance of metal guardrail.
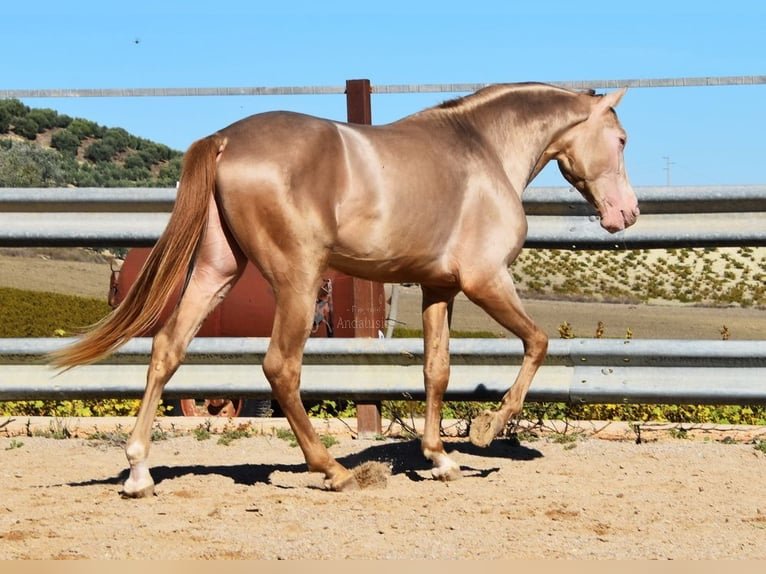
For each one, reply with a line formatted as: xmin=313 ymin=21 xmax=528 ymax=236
xmin=2 ymin=185 xmax=765 ymax=249
xmin=1 ymin=185 xmax=765 ymax=406
xmin=1 ymin=338 xmax=764 ymax=405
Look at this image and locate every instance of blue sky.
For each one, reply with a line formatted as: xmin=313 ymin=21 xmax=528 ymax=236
xmin=4 ymin=1 xmax=764 ymax=187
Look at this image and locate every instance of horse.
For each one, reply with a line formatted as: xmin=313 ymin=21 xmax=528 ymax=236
xmin=50 ymin=82 xmax=639 ymax=496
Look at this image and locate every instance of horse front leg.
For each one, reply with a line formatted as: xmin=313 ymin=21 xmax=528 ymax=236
xmin=420 ymin=288 xmax=462 ymax=481
xmin=462 ymin=270 xmax=549 ymax=447
xmin=263 ymin=287 xmax=358 ymax=491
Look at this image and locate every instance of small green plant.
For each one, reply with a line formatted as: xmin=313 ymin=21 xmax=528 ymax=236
xmin=5 ymin=439 xmax=23 ymax=450
xmin=320 ymin=434 xmax=339 ymax=448
xmin=754 ymin=439 xmax=766 ymax=455
xmin=151 ymin=426 xmax=170 ymax=442
xmin=193 ymin=421 xmax=212 ymax=441
xmin=550 ymin=431 xmax=580 ymax=449
xmin=307 ymin=400 xmax=356 ymax=419
xmin=86 ymin=428 xmax=129 ymax=447
xmin=30 ymin=418 xmax=72 ymax=439
xmin=275 ymin=427 xmax=298 ymax=447
xmin=217 ymin=423 xmax=253 ymax=446
xmin=668 ymin=427 xmax=689 ymax=440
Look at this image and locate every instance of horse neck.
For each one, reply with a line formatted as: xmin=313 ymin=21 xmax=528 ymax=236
xmin=467 ymin=87 xmax=591 ymax=192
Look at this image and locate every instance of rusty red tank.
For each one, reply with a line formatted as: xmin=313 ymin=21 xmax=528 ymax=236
xmin=109 ymin=247 xmax=386 ymax=417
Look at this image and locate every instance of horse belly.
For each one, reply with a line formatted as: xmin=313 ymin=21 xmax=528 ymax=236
xmin=328 ymin=251 xmax=457 ymax=286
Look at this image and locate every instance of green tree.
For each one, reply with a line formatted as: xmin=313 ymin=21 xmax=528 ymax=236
xmin=13 ymin=116 xmax=40 ymax=140
xmin=84 ymin=139 xmax=117 ymax=163
xmin=0 ymin=99 xmax=29 ymax=133
xmin=50 ymin=128 xmax=82 ymax=156
xmin=67 ymin=118 xmax=103 ymax=139
xmin=0 ymin=139 xmax=65 ymax=186
xmin=27 ymin=108 xmax=59 ymax=131
xmin=102 ymin=127 xmax=132 ymax=153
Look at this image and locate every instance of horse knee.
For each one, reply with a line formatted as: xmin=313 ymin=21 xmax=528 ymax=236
xmin=262 ymin=353 xmax=302 ymax=400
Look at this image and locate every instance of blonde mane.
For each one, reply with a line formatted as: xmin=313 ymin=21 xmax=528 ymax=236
xmin=430 ymin=82 xmax=585 ymax=115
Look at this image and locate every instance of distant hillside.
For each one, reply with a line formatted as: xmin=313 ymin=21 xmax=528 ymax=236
xmin=0 ymin=98 xmax=182 ymax=187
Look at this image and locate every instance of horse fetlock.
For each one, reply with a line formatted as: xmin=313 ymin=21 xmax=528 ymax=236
xmin=469 ymin=409 xmax=506 ymax=448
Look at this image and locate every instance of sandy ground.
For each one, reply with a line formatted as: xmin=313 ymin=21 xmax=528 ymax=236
xmin=1 ymin=419 xmax=765 ymax=560
xmin=2 ymin=251 xmax=766 ymax=559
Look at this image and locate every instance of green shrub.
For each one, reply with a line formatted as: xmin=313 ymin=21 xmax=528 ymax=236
xmin=12 ymin=116 xmax=40 ymax=140
xmin=0 ymin=287 xmax=111 ymax=337
xmin=27 ymin=108 xmax=59 ymax=132
xmin=0 ymin=139 xmax=66 ymax=186
xmin=50 ymin=129 xmax=82 ymax=156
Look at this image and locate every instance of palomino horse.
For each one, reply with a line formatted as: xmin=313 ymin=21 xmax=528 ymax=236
xmin=51 ymin=83 xmax=638 ymax=496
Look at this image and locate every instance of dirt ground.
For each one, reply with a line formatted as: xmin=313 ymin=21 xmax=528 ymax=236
xmin=1 ymin=419 xmax=765 ymax=560
xmin=2 ymin=250 xmax=766 ymax=559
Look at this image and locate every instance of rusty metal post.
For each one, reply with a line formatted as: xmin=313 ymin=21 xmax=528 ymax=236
xmin=346 ymin=79 xmax=385 ymax=438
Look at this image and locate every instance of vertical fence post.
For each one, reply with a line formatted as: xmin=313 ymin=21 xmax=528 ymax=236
xmin=345 ymin=79 xmax=385 ymax=438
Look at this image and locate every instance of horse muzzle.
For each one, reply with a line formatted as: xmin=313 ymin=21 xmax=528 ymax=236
xmin=600 ymin=204 xmax=639 ymax=233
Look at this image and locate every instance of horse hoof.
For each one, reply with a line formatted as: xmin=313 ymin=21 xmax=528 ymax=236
xmin=121 ymin=478 xmax=156 ymax=499
xmin=432 ymin=463 xmax=462 ymax=482
xmin=469 ymin=410 xmax=501 ymax=448
xmin=325 ymin=474 xmax=360 ymax=492
xmin=121 ymin=484 xmax=155 ymax=499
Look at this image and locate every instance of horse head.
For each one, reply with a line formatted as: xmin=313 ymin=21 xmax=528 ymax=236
xmin=553 ymin=88 xmax=639 ymax=232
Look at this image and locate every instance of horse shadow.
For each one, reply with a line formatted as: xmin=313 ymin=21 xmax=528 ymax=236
xmin=66 ymin=437 xmax=542 ymax=491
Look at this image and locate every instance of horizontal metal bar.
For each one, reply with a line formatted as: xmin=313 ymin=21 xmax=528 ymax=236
xmin=525 ymin=213 xmax=766 ymax=249
xmin=0 ymin=85 xmax=347 ymax=99
xmin=3 ymin=75 xmax=764 ymax=99
xmin=0 ymin=188 xmax=176 ymax=213
xmin=3 ymin=186 xmax=765 ymax=248
xmin=4 ymin=185 xmax=765 ymax=215
xmin=4 ymin=337 xmax=764 ymax=367
xmin=2 ymin=211 xmax=763 ymax=249
xmin=372 ymin=76 xmax=766 ymax=94
xmin=1 ymin=362 xmax=763 ymax=405
xmin=0 ymin=212 xmax=170 ymax=247
xmin=523 ymin=185 xmax=766 ymax=216
xmin=1 ymin=338 xmax=764 ymax=404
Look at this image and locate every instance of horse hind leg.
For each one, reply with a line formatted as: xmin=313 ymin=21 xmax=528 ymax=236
xmin=262 ymin=281 xmax=358 ymax=491
xmin=123 ymin=203 xmax=246 ymax=497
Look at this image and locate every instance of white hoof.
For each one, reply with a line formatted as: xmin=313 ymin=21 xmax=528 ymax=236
xmin=122 ymin=463 xmax=155 ymax=498
xmin=432 ymin=461 xmax=463 ymax=482
xmin=427 ymin=450 xmax=462 ymax=482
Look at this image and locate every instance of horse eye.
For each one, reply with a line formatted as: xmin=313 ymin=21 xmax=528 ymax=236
xmin=619 ymin=137 xmax=627 ymax=149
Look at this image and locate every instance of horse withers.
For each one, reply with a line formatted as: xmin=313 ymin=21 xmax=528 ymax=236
xmin=51 ymin=82 xmax=638 ymax=496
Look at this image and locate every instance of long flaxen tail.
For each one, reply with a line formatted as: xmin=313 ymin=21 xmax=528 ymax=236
xmin=49 ymin=134 xmax=226 ymax=369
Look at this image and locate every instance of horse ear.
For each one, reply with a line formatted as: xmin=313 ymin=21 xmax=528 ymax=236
xmin=600 ymin=87 xmax=628 ymax=109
